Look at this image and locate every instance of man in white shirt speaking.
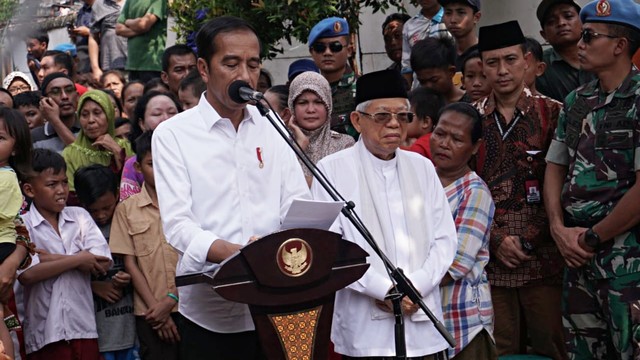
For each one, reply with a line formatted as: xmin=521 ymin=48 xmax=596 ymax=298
xmin=311 ymin=69 xmax=457 ymax=359
xmin=152 ymin=16 xmax=310 ymax=360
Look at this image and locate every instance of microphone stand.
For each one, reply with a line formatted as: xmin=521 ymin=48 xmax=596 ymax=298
xmin=254 ymin=101 xmax=456 ymax=357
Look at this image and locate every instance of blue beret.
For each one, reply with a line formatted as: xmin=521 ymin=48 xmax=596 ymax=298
xmin=53 ymin=43 xmax=77 ymax=58
xmin=580 ymin=0 xmax=640 ymax=33
xmin=308 ymin=17 xmax=349 ymax=46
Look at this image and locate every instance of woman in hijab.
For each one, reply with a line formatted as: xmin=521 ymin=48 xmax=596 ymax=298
xmin=63 ymin=90 xmax=133 ymax=193
xmin=2 ymin=72 xmax=37 ymax=96
xmin=288 ymin=71 xmax=354 ymax=186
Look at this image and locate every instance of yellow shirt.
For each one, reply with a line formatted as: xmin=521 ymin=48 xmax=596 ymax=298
xmin=0 ymin=168 xmax=21 ymax=245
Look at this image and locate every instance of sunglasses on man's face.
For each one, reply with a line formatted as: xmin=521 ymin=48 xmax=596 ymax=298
xmin=311 ymin=41 xmax=346 ymax=53
xmin=580 ymin=29 xmax=619 ymax=45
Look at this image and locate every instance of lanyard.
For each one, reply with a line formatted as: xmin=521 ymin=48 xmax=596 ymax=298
xmin=494 ymin=111 xmax=522 ymax=141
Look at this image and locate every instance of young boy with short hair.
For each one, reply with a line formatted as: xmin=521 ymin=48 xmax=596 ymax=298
xmin=74 ymin=164 xmax=137 ymax=360
xmin=404 ymin=87 xmax=444 ymax=145
xmin=18 ymin=149 xmax=112 ymax=360
xmin=461 ymin=50 xmax=491 ymax=102
xmin=404 ymin=87 xmax=446 ymax=159
xmin=12 ymin=91 xmax=44 ymax=130
xmin=177 ymin=69 xmax=206 ymax=111
xmin=440 ymin=0 xmax=482 ymax=71
xmin=411 ymin=37 xmax=465 ymax=103
xmin=524 ymin=37 xmax=546 ymax=95
xmin=110 ymin=131 xmax=180 ymax=360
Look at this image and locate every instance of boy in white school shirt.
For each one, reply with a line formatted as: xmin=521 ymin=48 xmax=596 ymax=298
xmin=18 ymin=149 xmax=112 ymax=360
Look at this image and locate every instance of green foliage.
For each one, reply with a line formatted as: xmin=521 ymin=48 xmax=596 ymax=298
xmin=0 ymin=0 xmax=18 ymax=25
xmin=170 ymin=0 xmax=408 ymax=59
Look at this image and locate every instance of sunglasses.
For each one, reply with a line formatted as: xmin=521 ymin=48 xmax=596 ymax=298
xmin=580 ymin=29 xmax=619 ymax=44
xmin=311 ymin=41 xmax=346 ymax=53
xmin=358 ymin=111 xmax=414 ymax=124
xmin=47 ymin=85 xmax=77 ymax=97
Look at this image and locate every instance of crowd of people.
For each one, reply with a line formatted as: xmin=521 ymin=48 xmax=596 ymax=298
xmin=0 ymin=0 xmax=639 ymax=359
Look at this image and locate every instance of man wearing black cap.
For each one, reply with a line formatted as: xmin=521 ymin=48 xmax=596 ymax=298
xmin=544 ymin=1 xmax=640 ymax=358
xmin=311 ymin=69 xmax=457 ymax=359
xmin=536 ymin=0 xmax=594 ymax=102
xmin=474 ymin=21 xmax=567 ymax=359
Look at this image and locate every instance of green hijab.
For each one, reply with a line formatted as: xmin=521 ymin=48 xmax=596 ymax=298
xmin=62 ymin=90 xmax=132 ymax=190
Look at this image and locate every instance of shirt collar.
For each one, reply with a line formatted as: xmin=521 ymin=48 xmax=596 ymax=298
xmin=413 ymin=6 xmax=444 ymax=22
xmin=197 ymin=91 xmax=255 ymax=130
xmin=137 ymin=184 xmax=158 ymax=209
xmin=433 ymin=7 xmax=444 ymax=22
xmin=547 ymin=48 xmax=564 ymax=64
xmin=43 ymin=118 xmax=81 ymax=137
xmin=28 ymin=203 xmax=75 ymax=227
xmin=579 ymin=67 xmax=639 ymax=98
xmin=483 ymin=86 xmax=534 ymax=117
xmin=361 ymin=140 xmax=398 ymax=170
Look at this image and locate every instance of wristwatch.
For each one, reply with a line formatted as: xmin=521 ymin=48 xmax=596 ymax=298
xmin=584 ymin=228 xmax=601 ymax=249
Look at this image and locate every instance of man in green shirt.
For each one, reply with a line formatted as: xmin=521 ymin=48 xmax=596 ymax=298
xmin=536 ymin=0 xmax=594 ymax=102
xmin=116 ymin=0 xmax=167 ymax=83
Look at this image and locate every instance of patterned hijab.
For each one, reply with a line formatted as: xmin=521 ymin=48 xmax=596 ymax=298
xmin=288 ymin=71 xmax=354 ymax=177
xmin=2 ymin=71 xmax=37 ymax=91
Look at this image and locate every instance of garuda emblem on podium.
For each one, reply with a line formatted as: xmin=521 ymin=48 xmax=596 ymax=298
xmin=277 ymin=238 xmax=312 ymax=277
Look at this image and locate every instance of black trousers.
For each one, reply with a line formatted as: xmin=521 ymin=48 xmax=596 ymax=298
xmin=136 ymin=314 xmax=179 ymax=360
xmin=175 ymin=312 xmax=266 ymax=360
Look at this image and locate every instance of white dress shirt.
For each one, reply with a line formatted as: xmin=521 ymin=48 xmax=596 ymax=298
xmin=311 ymin=146 xmax=457 ymax=357
xmin=153 ymin=93 xmax=310 ymax=333
xmin=21 ymin=205 xmax=112 ymax=354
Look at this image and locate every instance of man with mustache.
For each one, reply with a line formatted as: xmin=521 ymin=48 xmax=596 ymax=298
xmin=472 ymin=21 xmax=567 ymax=359
xmin=536 ymin=0 xmax=594 ymax=102
xmin=31 ymin=73 xmax=81 ymax=154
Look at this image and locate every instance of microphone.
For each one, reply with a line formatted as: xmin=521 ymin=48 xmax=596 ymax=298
xmin=228 ymin=80 xmax=264 ymax=104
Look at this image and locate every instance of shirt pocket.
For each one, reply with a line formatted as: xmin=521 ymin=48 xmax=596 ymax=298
xmin=128 ymin=221 xmax=158 ymax=257
xmin=594 ymin=129 xmax=635 ymax=181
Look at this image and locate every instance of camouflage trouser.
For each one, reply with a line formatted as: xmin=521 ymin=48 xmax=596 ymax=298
xmin=562 ymin=268 xmax=640 ymax=359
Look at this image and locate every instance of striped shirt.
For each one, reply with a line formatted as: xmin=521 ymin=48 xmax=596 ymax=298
xmin=441 ymin=171 xmax=495 ymax=357
xmin=401 ymin=7 xmax=451 ymax=74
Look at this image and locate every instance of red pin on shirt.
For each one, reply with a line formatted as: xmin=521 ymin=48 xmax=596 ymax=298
xmin=256 ymin=147 xmax=264 ymax=169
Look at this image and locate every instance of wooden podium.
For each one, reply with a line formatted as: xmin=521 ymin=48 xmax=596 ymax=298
xmin=176 ymin=228 xmax=369 ymax=360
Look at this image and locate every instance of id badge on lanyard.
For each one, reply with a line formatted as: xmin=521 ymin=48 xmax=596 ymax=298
xmin=524 ymin=150 xmax=541 ymax=204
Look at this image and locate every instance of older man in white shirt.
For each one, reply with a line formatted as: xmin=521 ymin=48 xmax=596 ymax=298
xmin=311 ymin=69 xmax=457 ymax=359
xmin=152 ymin=16 xmax=310 ymax=360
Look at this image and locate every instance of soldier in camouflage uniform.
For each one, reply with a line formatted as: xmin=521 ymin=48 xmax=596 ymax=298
xmin=308 ymin=17 xmax=358 ymax=138
xmin=543 ymin=1 xmax=640 ymax=358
